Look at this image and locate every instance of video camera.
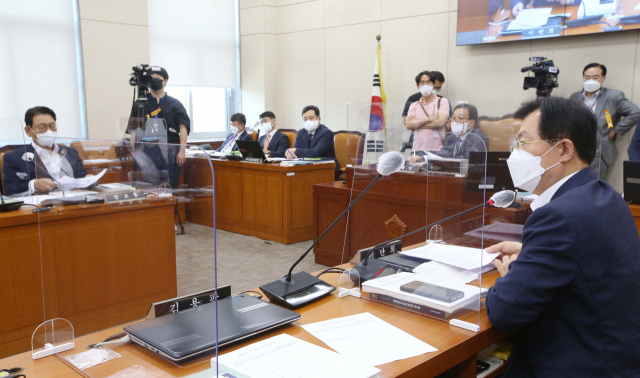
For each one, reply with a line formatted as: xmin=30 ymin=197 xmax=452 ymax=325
xmin=521 ymin=57 xmax=559 ymax=98
xmin=129 ymin=64 xmax=152 ymax=118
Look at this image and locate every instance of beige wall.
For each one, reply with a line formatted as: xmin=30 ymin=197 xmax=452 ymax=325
xmin=240 ymin=0 xmax=640 ymax=191
xmin=79 ymin=0 xmax=150 ymax=141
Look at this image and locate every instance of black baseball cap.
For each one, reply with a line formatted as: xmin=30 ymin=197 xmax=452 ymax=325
xmin=149 ymin=66 xmax=169 ymax=80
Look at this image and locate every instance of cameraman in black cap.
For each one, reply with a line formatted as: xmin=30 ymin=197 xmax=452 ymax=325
xmin=129 ymin=66 xmax=190 ymax=189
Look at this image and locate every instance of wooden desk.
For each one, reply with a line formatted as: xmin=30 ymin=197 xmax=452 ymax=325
xmin=629 ymin=203 xmax=640 ymax=235
xmin=184 ymin=158 xmax=335 ymax=244
xmin=0 ymin=258 xmax=508 ymax=378
xmin=0 ymin=199 xmax=177 ymax=359
xmin=313 ymin=167 xmax=531 ymax=266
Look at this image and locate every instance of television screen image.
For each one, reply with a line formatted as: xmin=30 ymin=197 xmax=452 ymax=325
xmin=457 ymin=0 xmax=640 ymax=46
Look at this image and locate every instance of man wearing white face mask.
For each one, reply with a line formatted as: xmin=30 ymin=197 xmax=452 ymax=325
xmin=405 ymin=71 xmax=450 ymax=153
xmin=485 ymin=97 xmax=640 ymax=377
xmin=2 ymin=106 xmax=89 ymax=195
xmin=216 ymin=113 xmax=252 ymax=153
xmin=286 ymin=105 xmax=340 ymax=175
xmin=570 ymin=63 xmax=640 ymax=181
xmin=258 ymin=111 xmax=289 ymax=157
xmin=409 ymin=104 xmax=488 ymax=161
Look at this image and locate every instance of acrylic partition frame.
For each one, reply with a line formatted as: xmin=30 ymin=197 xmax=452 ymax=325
xmin=0 ymin=116 xmax=223 ymax=376
xmin=336 ymin=101 xmax=523 ymax=332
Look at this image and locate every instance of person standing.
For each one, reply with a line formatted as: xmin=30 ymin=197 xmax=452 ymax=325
xmin=405 ymin=71 xmax=450 ymax=154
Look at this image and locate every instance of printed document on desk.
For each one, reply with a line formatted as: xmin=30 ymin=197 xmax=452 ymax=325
xmin=212 ymin=333 xmax=380 ymax=378
xmin=507 ymin=8 xmax=552 ymax=31
xmin=302 ymin=312 xmax=437 ymax=367
xmin=401 ymin=243 xmax=500 ymax=274
xmin=414 ymin=261 xmax=479 ymax=284
xmin=56 ymin=169 xmax=106 ymax=189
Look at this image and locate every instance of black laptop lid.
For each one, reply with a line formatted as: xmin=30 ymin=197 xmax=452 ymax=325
xmin=236 ymin=140 xmax=267 ymax=160
xmin=124 ymin=295 xmax=300 ymax=360
xmin=465 ymin=151 xmax=513 ymax=192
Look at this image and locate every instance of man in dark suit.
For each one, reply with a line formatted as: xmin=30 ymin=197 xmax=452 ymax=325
xmin=408 ymin=103 xmax=489 ymax=162
xmin=258 ymin=111 xmax=289 ymax=158
xmin=3 ymin=106 xmax=88 ymax=195
xmin=216 ymin=113 xmax=252 ymax=153
xmin=285 ymin=105 xmax=340 ymax=171
xmin=570 ymin=63 xmax=640 ymax=180
xmin=486 ymin=97 xmax=640 ymax=377
xmin=628 ymin=118 xmax=640 ymax=161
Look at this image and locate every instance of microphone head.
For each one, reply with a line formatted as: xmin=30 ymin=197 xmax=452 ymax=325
xmin=489 ymin=190 xmax=516 ymax=208
xmin=377 ymin=151 xmax=405 ymax=176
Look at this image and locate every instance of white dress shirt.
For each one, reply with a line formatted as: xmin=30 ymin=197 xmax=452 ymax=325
xmin=530 ymin=172 xmax=578 ymax=211
xmin=582 ymin=90 xmax=600 ymax=113
xmin=28 ymin=142 xmax=74 ymax=193
xmin=220 ymin=131 xmax=242 ymax=153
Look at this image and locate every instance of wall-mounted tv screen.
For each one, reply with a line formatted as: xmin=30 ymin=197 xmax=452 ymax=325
xmin=457 ymin=0 xmax=640 ymax=46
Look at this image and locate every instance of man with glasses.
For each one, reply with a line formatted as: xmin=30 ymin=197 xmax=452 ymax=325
xmin=408 ymin=104 xmax=488 ymax=162
xmin=2 ymin=106 xmax=89 ymax=195
xmin=485 ymin=97 xmax=640 ymax=377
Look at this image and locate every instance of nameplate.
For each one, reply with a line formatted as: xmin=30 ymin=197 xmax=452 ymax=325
xmin=521 ymin=26 xmax=562 ymax=40
xmin=359 ymin=240 xmax=402 ymax=261
xmin=147 ymin=286 xmax=232 ymax=319
xmin=627 ymin=178 xmax=640 ymax=184
xmin=400 ymin=164 xmax=421 ymax=174
xmin=104 ymin=190 xmax=146 ymax=204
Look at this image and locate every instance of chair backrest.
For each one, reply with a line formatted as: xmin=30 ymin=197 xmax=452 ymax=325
xmin=477 ymin=116 xmax=521 ymax=152
xmin=246 ymin=129 xmax=258 ymax=142
xmin=333 ymin=131 xmax=365 ymax=169
xmin=279 ymin=129 xmax=297 ymax=148
xmin=70 ymin=141 xmax=117 ymax=160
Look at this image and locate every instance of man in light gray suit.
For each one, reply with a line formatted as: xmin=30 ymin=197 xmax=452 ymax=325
xmin=570 ymin=63 xmax=640 ymax=180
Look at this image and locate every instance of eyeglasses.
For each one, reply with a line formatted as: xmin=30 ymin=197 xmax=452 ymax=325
xmin=32 ymin=123 xmax=57 ymax=133
xmin=510 ymin=139 xmax=559 ymax=152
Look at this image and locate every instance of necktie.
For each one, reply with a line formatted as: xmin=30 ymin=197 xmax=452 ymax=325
xmin=225 ymin=134 xmax=237 ymax=150
xmin=263 ymin=134 xmax=271 ymax=153
xmin=309 ymin=133 xmax=314 ymax=149
xmin=453 ymin=139 xmax=461 ymax=157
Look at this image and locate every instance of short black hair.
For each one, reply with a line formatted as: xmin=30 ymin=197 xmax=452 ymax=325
xmin=25 ymin=106 xmax=56 ymax=127
xmin=514 ymin=97 xmax=597 ymax=164
xmin=302 ymin=105 xmax=320 ymax=117
xmin=260 ymin=111 xmax=276 ymax=119
xmin=414 ymin=71 xmax=433 ymax=86
xmin=230 ymin=113 xmax=246 ymax=126
xmin=583 ymin=63 xmax=607 ymax=77
xmin=453 ymin=104 xmax=478 ymax=124
xmin=430 ymin=71 xmax=445 ymax=84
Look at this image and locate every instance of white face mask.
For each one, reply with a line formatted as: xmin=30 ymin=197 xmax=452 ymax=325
xmin=432 ymin=89 xmax=440 ymax=96
xmin=262 ymin=121 xmax=273 ymax=134
xmin=583 ymin=79 xmax=601 ymax=93
xmin=419 ymin=85 xmax=433 ymax=97
xmin=451 ymin=122 xmax=468 ymax=136
xmin=230 ymin=125 xmax=239 ymax=134
xmin=507 ymin=142 xmax=561 ymax=193
xmin=303 ymin=119 xmax=319 ymax=133
xmin=33 ymin=129 xmax=57 ymax=148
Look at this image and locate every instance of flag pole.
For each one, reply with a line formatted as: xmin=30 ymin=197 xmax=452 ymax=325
xmin=376 ymin=35 xmax=387 ymax=149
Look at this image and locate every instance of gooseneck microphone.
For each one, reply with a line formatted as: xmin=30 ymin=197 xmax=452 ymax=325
xmin=260 ymin=151 xmax=405 ymax=308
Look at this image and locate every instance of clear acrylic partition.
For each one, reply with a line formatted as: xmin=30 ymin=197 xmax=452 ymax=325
xmin=340 ymin=101 xmax=523 ymax=332
xmin=5 ymin=116 xmax=221 ymax=376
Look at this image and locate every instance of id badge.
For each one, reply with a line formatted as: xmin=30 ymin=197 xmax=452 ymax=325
xmin=154 ymin=122 xmax=159 ymax=132
xmin=433 ymin=130 xmax=439 ymax=138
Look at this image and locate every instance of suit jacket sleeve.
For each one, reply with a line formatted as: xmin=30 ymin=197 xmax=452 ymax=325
xmin=270 ymin=134 xmax=289 ymax=158
xmin=486 ymin=206 xmax=577 ymax=332
xmin=629 ymin=122 xmax=640 ymax=161
xmin=614 ymin=91 xmax=640 ymax=135
xmin=2 ymin=154 xmax=29 ymax=195
xmin=294 ymin=130 xmax=334 ymax=158
xmin=67 ymin=148 xmax=87 ymax=178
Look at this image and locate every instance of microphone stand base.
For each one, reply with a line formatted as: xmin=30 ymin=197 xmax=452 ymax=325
xmin=259 ymin=272 xmax=335 ymax=309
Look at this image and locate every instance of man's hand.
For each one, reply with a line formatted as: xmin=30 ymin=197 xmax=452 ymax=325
xmin=408 ymin=154 xmax=424 ymax=163
xmin=177 ymin=150 xmax=186 ymax=167
xmin=494 ymin=254 xmax=518 ymax=277
xmin=609 ymin=128 xmax=617 ymax=140
xmin=84 ymin=174 xmax=94 ymax=178
xmin=35 ymin=178 xmax=58 ymax=193
xmin=512 ymin=2 xmax=524 ymax=16
xmin=285 ymin=148 xmax=297 ymax=159
xmin=486 ymin=241 xmax=522 ymax=257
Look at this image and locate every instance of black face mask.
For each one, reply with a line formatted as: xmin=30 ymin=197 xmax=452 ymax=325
xmin=150 ymin=78 xmax=164 ymax=91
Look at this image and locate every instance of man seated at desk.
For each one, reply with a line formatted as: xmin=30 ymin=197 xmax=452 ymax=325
xmin=259 ymin=111 xmax=289 ymax=157
xmin=486 ymin=97 xmax=640 ymax=377
xmin=2 ymin=106 xmax=89 ymax=195
xmin=408 ymin=104 xmax=489 ymax=162
xmin=285 ymin=105 xmax=340 ymax=172
xmin=510 ymin=0 xmax=570 ymax=17
xmin=216 ymin=113 xmax=252 ymax=153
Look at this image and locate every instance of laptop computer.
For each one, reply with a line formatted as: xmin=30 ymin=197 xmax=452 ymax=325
xmin=123 ymin=294 xmax=300 ymax=362
xmin=465 ymin=151 xmax=513 ymax=192
xmin=624 ymin=161 xmax=640 ymax=204
xmin=236 ymin=140 xmax=269 ymax=162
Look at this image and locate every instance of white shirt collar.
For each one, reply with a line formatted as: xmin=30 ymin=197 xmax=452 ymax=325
xmin=582 ymin=89 xmax=600 ymax=100
xmin=530 ymin=172 xmax=578 ymax=211
xmin=269 ymin=128 xmax=277 ymax=137
xmin=31 ymin=140 xmax=59 ymax=155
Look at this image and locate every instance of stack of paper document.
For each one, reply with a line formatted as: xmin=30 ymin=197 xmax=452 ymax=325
xmin=211 ymin=333 xmax=381 ymax=378
xmin=507 ymin=8 xmax=552 ymax=31
xmin=413 ymin=261 xmax=479 ymax=284
xmin=56 ymin=169 xmax=106 ymax=189
xmin=401 ymin=243 xmax=500 ymax=274
xmin=362 ymin=272 xmax=487 ymax=315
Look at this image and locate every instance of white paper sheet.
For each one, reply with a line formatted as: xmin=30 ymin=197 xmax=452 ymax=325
xmin=18 ymin=195 xmax=55 ymax=206
xmin=507 ymin=8 xmax=552 ymax=31
xmin=49 ymin=190 xmax=98 ymax=198
xmin=634 ymin=3 xmax=640 ymax=10
xmin=56 ymin=169 xmax=106 ymax=189
xmin=212 ymin=334 xmax=380 ymax=378
xmin=302 ymin=312 xmax=437 ymax=367
xmin=83 ymin=159 xmax=119 ymax=164
xmin=414 ymin=261 xmax=479 ymax=284
xmin=401 ymin=243 xmax=500 ymax=271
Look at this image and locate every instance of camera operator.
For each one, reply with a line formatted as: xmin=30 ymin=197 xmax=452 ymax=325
xmin=129 ymin=66 xmax=190 ymax=189
xmin=569 ymin=63 xmax=640 ymax=181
